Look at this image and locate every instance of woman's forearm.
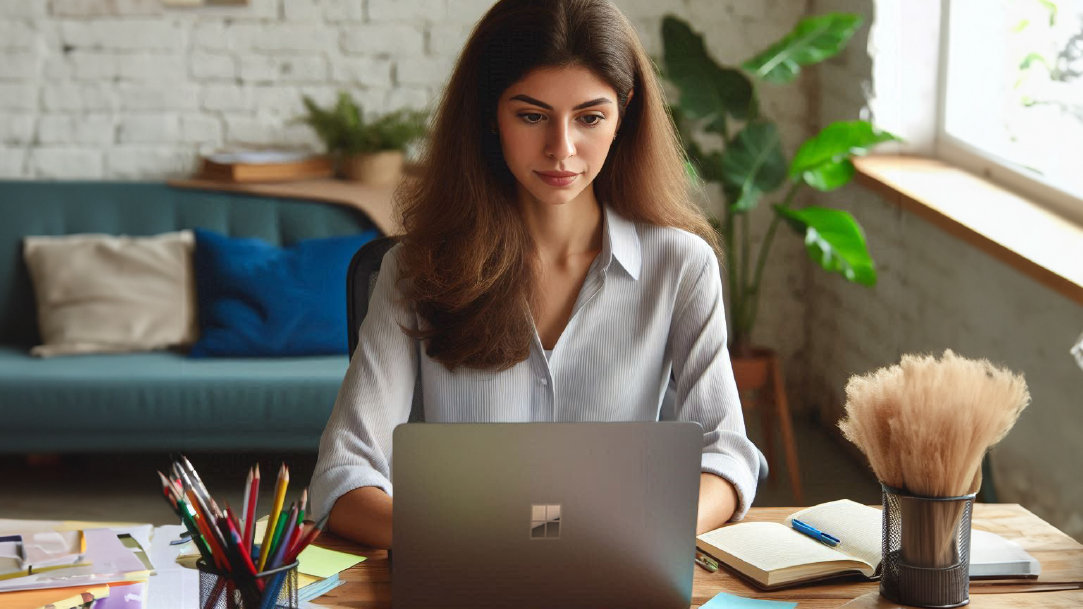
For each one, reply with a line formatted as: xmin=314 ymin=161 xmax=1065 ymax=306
xmin=327 ymin=486 xmax=394 ymax=548
xmin=696 ymin=473 xmax=738 ymax=534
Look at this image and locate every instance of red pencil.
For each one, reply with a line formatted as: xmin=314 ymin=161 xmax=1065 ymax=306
xmin=283 ymin=515 xmax=328 ymax=564
xmin=243 ymin=463 xmax=260 ymax=553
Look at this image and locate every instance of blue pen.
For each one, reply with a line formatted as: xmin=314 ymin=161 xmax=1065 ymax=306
xmin=791 ymin=519 xmax=841 ymax=547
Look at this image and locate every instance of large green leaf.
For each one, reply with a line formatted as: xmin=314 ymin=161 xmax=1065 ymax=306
xmin=789 ymin=120 xmax=900 ymax=190
xmin=720 ymin=122 xmax=787 ymax=211
xmin=775 ymin=205 xmax=876 ymax=285
xmin=662 ymin=16 xmax=756 ymax=124
xmin=742 ymin=14 xmax=863 ymax=84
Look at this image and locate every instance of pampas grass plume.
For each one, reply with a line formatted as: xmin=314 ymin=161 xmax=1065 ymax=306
xmin=838 ymin=349 xmax=1029 ymax=497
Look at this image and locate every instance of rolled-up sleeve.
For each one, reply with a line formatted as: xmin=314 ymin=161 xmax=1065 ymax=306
xmin=309 ymin=246 xmax=418 ymax=522
xmin=668 ymin=242 xmax=762 ymax=520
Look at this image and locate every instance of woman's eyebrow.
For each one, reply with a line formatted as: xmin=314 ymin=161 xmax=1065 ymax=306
xmin=509 ymin=94 xmax=614 ymax=110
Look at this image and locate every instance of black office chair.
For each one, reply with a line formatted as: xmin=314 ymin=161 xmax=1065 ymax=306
xmin=346 ymin=235 xmax=399 ymax=359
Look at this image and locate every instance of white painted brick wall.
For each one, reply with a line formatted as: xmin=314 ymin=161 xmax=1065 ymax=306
xmin=340 ymin=25 xmax=426 ymax=56
xmin=0 ymin=83 xmax=37 ymax=110
xmin=30 ymin=148 xmax=105 ymax=178
xmin=0 ymin=114 xmax=34 ymax=146
xmin=38 ymin=114 xmax=115 ymax=145
xmin=0 ymin=1 xmax=46 ymax=18
xmin=0 ymin=0 xmax=811 ymax=184
xmin=0 ymin=149 xmax=26 ymax=177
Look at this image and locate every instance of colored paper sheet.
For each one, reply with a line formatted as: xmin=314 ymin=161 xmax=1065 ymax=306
xmin=92 ymin=582 xmax=145 ymax=609
xmin=296 ymin=546 xmax=365 ymax=578
xmin=701 ymin=591 xmax=798 ymax=609
xmin=143 ymin=525 xmax=198 ymax=609
xmin=0 ymin=583 xmax=110 ymax=609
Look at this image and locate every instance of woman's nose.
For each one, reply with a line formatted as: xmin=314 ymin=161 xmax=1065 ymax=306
xmin=544 ymin=121 xmax=575 ymax=160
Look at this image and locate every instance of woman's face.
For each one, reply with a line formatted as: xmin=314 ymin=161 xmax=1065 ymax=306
xmin=496 ymin=65 xmax=622 ymax=209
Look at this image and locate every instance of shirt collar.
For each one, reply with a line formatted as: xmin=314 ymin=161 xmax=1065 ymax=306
xmin=601 ymin=205 xmax=641 ymax=280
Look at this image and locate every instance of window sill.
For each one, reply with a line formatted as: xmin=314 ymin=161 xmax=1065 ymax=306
xmin=852 ymin=155 xmax=1083 ymax=307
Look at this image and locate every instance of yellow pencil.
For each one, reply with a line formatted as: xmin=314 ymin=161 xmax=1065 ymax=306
xmin=257 ymin=463 xmax=289 ymax=571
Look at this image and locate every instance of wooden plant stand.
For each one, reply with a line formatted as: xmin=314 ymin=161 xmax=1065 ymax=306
xmin=731 ymin=348 xmax=804 ymax=504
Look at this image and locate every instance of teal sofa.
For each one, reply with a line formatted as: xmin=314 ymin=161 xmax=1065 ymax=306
xmin=0 ymin=181 xmax=376 ymax=453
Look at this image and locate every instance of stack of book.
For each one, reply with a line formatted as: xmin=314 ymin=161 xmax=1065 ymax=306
xmin=199 ymin=149 xmax=334 ymax=183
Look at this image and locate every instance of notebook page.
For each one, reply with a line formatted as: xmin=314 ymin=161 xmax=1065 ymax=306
xmin=785 ymin=500 xmax=882 ymax=569
xmin=698 ymin=522 xmax=855 ymax=572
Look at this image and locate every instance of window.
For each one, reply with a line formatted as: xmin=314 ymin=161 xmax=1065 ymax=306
xmin=530 ymin=504 xmax=561 ymax=539
xmin=939 ymin=0 xmax=1083 ymax=217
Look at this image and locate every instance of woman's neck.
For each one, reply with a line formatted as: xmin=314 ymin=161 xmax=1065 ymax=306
xmin=519 ymin=188 xmax=604 ymax=263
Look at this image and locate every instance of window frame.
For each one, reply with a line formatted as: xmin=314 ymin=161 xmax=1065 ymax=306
xmin=935 ymin=0 xmax=1083 ymax=225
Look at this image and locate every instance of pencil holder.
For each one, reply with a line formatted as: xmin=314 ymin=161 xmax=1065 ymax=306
xmin=197 ymin=559 xmax=299 ymax=609
xmin=880 ymin=484 xmax=976 ymax=608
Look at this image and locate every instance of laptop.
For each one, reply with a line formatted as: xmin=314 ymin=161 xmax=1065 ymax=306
xmin=391 ymin=422 xmax=702 ymax=609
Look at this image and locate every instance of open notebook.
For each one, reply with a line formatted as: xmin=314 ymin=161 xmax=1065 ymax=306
xmin=696 ymin=499 xmax=1040 ymax=590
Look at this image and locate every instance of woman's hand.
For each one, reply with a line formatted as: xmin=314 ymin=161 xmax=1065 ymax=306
xmin=696 ymin=473 xmax=738 ymax=534
xmin=328 ymin=486 xmax=394 ymax=549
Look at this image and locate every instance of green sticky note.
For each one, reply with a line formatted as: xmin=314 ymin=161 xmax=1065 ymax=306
xmin=297 ymin=545 xmax=366 ymax=578
xmin=701 ymin=592 xmax=797 ymax=609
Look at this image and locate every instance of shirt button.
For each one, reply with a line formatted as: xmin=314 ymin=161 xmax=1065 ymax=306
xmin=538 ymin=377 xmax=548 ymax=386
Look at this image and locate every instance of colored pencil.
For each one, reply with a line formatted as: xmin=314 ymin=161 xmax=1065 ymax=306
xmin=283 ymin=514 xmax=328 ymax=565
xmin=244 ymin=463 xmax=260 ymax=553
xmin=266 ymin=507 xmax=291 ymax=568
xmin=257 ymin=464 xmax=289 ymax=571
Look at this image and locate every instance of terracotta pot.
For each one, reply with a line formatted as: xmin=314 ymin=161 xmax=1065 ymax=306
xmin=341 ymin=150 xmax=405 ymax=185
xmin=730 ymin=346 xmax=774 ymax=393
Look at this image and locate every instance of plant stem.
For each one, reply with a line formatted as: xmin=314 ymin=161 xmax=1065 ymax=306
xmin=745 ymin=181 xmax=801 ymax=335
xmin=739 ymin=211 xmax=751 ymax=336
xmin=723 ymin=203 xmax=737 ymax=338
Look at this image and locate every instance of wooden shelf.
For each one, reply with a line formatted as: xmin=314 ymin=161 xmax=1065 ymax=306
xmin=853 ymin=155 xmax=1083 ymax=307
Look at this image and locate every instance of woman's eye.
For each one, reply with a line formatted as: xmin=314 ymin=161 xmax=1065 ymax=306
xmin=579 ymin=114 xmax=604 ymax=127
xmin=519 ymin=112 xmax=544 ymax=124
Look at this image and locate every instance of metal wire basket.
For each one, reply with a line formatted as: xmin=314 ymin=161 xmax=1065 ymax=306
xmin=880 ymin=484 xmax=976 ymax=608
xmin=197 ymin=559 xmax=299 ymax=609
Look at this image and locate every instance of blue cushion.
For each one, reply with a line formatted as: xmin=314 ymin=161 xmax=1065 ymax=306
xmin=190 ymin=227 xmax=379 ymax=357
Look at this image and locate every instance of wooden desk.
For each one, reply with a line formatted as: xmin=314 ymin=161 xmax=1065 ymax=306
xmin=312 ymin=504 xmax=1083 ymax=608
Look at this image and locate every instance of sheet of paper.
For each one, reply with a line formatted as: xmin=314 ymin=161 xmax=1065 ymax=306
xmin=92 ymin=581 xmax=145 ymax=609
xmin=144 ymin=525 xmax=199 ymax=609
xmin=785 ymin=499 xmax=883 ymax=568
xmin=0 ymin=583 xmax=110 ymax=609
xmin=701 ymin=591 xmax=798 ymax=609
xmin=699 ymin=522 xmax=848 ymax=570
xmin=297 ymin=546 xmax=366 ymax=578
xmin=83 ymin=528 xmax=149 ymax=577
xmin=0 ymin=528 xmax=148 ymax=592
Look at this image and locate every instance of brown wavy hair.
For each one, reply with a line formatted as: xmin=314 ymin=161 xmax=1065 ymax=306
xmin=397 ymin=0 xmax=719 ymax=371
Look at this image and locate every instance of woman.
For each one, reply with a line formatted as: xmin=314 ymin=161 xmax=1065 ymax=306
xmin=311 ymin=0 xmax=762 ymax=549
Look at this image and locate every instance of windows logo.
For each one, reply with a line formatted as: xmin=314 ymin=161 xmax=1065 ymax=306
xmin=530 ymin=504 xmax=561 ymax=539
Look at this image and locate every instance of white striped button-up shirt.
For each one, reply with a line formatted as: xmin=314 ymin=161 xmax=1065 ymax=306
xmin=310 ymin=206 xmax=763 ymax=522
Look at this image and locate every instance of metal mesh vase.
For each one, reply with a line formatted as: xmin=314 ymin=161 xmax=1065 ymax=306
xmin=880 ymin=484 xmax=976 ymax=608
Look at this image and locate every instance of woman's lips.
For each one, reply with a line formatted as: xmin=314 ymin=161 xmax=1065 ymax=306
xmin=535 ymin=171 xmax=578 ymax=187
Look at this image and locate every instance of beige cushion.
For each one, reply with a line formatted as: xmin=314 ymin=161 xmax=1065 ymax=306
xmin=23 ymin=231 xmax=198 ymax=357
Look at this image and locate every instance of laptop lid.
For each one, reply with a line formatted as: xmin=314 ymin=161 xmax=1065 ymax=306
xmin=391 ymin=422 xmax=702 ymax=609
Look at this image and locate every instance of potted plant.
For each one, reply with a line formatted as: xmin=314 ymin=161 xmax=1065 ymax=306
xmin=661 ymin=14 xmax=899 ymax=496
xmin=661 ymin=13 xmax=900 ymax=358
xmin=299 ymin=91 xmax=428 ymax=185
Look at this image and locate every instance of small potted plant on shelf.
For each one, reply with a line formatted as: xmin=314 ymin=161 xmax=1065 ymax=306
xmin=661 ymin=13 xmax=900 ymax=360
xmin=299 ymin=91 xmax=428 ymax=186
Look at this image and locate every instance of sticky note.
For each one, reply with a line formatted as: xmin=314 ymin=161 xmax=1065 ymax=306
xmin=700 ymin=591 xmax=798 ymax=609
xmin=296 ymin=545 xmax=365 ymax=578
